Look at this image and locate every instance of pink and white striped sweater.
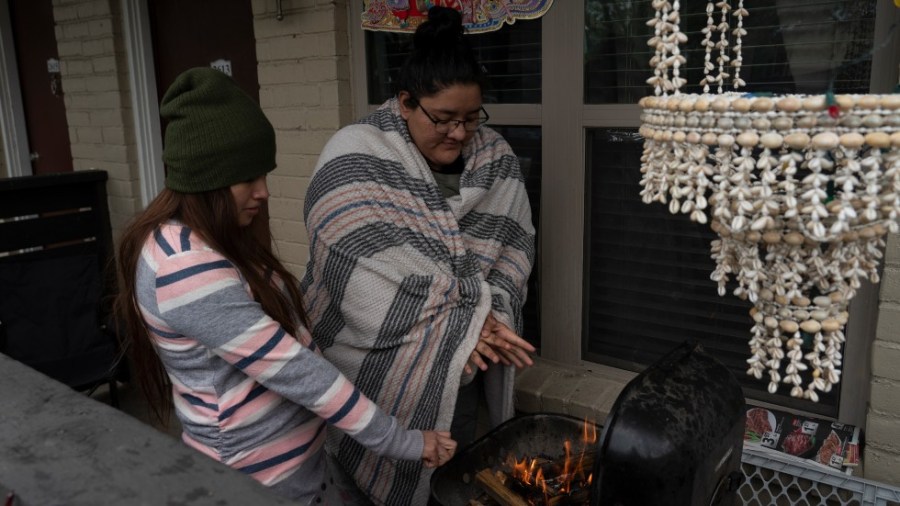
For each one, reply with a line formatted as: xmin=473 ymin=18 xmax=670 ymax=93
xmin=136 ymin=221 xmax=423 ymax=503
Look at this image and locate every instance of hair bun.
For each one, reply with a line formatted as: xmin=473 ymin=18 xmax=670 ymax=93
xmin=414 ymin=6 xmax=464 ymax=48
xmin=398 ymin=5 xmax=485 ymax=98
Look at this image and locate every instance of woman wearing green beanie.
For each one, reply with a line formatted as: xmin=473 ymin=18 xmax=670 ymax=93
xmin=115 ymin=67 xmax=456 ymax=504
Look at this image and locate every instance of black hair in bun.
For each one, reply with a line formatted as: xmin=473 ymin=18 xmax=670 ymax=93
xmin=397 ymin=6 xmax=487 ymax=102
xmin=413 ymin=6 xmax=464 ymax=48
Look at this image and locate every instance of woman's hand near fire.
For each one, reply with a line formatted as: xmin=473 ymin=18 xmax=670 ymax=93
xmin=421 ymin=430 xmax=457 ymax=468
xmin=465 ymin=313 xmax=536 ymax=374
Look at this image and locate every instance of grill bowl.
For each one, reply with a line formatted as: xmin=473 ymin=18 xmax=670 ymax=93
xmin=429 ymin=412 xmax=600 ymax=506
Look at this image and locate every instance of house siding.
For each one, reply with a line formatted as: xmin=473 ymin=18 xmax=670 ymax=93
xmin=252 ymin=0 xmax=351 ymax=277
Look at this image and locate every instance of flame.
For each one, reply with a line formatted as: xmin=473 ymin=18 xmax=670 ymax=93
xmin=536 ymin=467 xmax=549 ymax=505
xmin=562 ymin=419 xmax=599 ymax=493
xmin=510 ymin=455 xmax=544 ymax=486
xmin=502 ymin=419 xmax=599 ymax=504
xmin=583 ymin=417 xmax=598 ymax=444
xmin=536 ymin=467 xmax=546 ymax=492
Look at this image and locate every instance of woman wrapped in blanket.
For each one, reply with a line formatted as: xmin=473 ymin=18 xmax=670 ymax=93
xmin=114 ymin=67 xmax=455 ymax=505
xmin=301 ymin=7 xmax=537 ymax=505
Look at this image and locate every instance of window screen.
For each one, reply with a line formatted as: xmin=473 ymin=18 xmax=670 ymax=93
xmin=365 ymin=18 xmax=542 ymax=104
xmin=584 ymin=128 xmax=839 ymax=416
xmin=584 ymin=0 xmax=877 ymax=104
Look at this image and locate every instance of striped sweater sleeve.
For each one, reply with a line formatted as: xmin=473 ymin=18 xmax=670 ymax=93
xmin=152 ymin=245 xmax=423 ymax=461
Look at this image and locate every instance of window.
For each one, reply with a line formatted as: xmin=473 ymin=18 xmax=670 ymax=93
xmin=582 ymin=0 xmax=884 ymax=418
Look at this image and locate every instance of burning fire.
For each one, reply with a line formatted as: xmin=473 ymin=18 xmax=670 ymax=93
xmin=503 ymin=418 xmax=598 ymax=505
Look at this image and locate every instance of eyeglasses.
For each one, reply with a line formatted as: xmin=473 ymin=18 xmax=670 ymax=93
xmin=414 ymin=101 xmax=489 ymax=134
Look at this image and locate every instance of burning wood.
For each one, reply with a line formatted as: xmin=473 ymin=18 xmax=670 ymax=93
xmin=472 ymin=420 xmax=598 ymax=506
xmin=472 ymin=468 xmax=592 ymax=506
xmin=474 ymin=469 xmax=529 ymax=506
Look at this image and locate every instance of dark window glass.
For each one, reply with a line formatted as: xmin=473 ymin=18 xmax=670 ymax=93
xmin=365 ymin=18 xmax=542 ymax=105
xmin=490 ymin=126 xmax=542 ymax=347
xmin=584 ymin=128 xmax=838 ymax=416
xmin=584 ymin=0 xmax=877 ymax=104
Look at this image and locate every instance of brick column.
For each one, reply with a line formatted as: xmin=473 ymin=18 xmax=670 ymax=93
xmin=866 ymin=231 xmax=900 ymax=486
xmin=53 ymin=0 xmax=140 ymax=240
xmin=251 ymin=0 xmax=352 ymax=277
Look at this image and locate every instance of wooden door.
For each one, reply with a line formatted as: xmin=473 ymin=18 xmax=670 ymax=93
xmin=148 ymin=0 xmax=271 ymax=243
xmin=9 ymin=0 xmax=73 ymax=175
xmin=148 ymin=0 xmax=260 ymax=105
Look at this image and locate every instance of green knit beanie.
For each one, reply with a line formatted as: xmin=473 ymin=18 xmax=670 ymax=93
xmin=160 ymin=67 xmax=275 ymax=193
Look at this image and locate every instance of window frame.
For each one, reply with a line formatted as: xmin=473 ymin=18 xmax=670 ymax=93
xmin=346 ymin=0 xmax=900 ymax=426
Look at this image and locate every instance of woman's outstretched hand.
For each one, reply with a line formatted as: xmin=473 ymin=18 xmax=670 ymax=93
xmin=421 ymin=431 xmax=457 ymax=468
xmin=465 ymin=313 xmax=536 ymax=374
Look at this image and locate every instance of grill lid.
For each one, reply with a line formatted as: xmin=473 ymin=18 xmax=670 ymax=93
xmin=590 ymin=341 xmax=746 ymax=506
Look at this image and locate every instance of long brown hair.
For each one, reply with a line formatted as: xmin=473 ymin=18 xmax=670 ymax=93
xmin=114 ymin=186 xmax=307 ymax=427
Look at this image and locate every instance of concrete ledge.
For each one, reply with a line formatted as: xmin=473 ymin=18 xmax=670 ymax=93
xmin=514 ymin=356 xmax=637 ymax=423
xmin=0 ymin=354 xmax=292 ymax=505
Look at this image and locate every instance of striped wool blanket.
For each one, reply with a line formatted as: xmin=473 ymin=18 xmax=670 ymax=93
xmin=301 ymin=98 xmax=535 ymax=505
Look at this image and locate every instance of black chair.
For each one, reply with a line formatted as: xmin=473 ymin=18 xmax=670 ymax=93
xmin=0 ymin=170 xmax=127 ymax=406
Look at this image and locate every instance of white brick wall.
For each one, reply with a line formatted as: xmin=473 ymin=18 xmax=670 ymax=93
xmin=867 ymin=232 xmax=900 ymax=485
xmin=252 ymin=0 xmax=352 ymax=277
xmin=53 ymin=0 xmax=140 ymax=239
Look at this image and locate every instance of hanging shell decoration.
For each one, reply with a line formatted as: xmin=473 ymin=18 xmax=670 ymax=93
xmin=639 ymin=0 xmax=900 ymax=402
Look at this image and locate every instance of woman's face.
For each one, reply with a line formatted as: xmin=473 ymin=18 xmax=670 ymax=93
xmin=230 ymin=175 xmax=269 ymax=227
xmin=399 ymin=83 xmax=482 ymax=169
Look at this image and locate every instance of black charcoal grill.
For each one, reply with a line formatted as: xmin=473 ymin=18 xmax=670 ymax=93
xmin=431 ymin=342 xmax=746 ymax=506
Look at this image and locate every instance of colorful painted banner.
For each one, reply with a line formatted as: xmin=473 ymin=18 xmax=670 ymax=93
xmin=361 ymin=0 xmax=554 ymax=33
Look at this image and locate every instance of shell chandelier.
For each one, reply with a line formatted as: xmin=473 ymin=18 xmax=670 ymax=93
xmin=638 ymin=0 xmax=900 ymax=402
